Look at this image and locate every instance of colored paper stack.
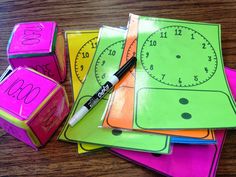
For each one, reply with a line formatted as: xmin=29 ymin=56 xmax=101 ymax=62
xmin=59 ymin=14 xmax=236 ymax=177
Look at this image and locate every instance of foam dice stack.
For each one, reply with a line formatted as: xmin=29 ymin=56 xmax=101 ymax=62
xmin=0 ymin=21 xmax=69 ymax=149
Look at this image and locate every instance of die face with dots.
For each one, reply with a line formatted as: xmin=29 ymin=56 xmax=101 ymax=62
xmin=7 ymin=21 xmax=66 ymax=83
xmin=0 ymin=67 xmax=69 ymax=149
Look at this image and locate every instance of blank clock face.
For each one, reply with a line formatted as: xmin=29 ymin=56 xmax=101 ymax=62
xmin=95 ymin=40 xmax=124 ymax=86
xmin=140 ymin=25 xmax=218 ymax=87
xmin=75 ymin=37 xmax=97 ymax=83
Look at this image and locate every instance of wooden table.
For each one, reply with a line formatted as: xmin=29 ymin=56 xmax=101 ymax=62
xmin=0 ymin=1 xmax=236 ymax=176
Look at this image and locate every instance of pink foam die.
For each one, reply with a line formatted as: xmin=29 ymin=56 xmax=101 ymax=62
xmin=7 ymin=21 xmax=66 ymax=82
xmin=0 ymin=67 xmax=69 ymax=149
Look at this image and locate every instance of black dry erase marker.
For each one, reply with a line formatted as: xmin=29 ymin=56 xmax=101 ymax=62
xmin=69 ymin=56 xmax=137 ymax=127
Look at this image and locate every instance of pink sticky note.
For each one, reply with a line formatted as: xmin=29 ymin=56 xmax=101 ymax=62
xmin=110 ymin=67 xmax=236 ymax=177
xmin=7 ymin=22 xmax=66 ymax=82
xmin=0 ymin=67 xmax=69 ymax=149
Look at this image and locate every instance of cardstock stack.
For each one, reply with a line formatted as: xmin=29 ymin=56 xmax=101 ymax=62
xmin=103 ymin=14 xmax=216 ymax=145
xmin=57 ymin=14 xmax=236 ymax=176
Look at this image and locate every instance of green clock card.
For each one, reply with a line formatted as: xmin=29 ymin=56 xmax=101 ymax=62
xmin=61 ymin=26 xmax=171 ymax=153
xmin=57 ymin=30 xmax=103 ymax=153
xmin=134 ymin=15 xmax=236 ymax=129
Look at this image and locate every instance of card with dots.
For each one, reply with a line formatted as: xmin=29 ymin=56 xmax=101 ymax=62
xmin=134 ymin=15 xmax=236 ymax=129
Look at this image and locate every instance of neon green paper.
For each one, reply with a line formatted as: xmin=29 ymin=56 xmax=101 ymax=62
xmin=57 ymin=30 xmax=102 ymax=153
xmin=134 ymin=15 xmax=236 ymax=129
xmin=61 ymin=26 xmax=170 ymax=153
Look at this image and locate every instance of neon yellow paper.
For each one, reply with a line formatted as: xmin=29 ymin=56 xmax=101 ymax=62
xmin=134 ymin=15 xmax=236 ymax=129
xmin=58 ymin=31 xmax=102 ymax=153
xmin=66 ymin=30 xmax=98 ymax=99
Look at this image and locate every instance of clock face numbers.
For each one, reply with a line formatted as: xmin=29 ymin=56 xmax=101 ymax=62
xmin=140 ymin=25 xmax=218 ymax=87
xmin=75 ymin=37 xmax=98 ymax=83
xmin=95 ymin=40 xmax=124 ymax=86
xmin=126 ymin=39 xmax=136 ymax=77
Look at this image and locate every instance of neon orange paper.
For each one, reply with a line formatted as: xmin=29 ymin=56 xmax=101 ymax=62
xmin=103 ymin=14 xmax=214 ymax=140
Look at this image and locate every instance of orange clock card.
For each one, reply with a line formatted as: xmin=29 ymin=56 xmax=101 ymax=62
xmin=102 ymin=13 xmax=215 ymax=141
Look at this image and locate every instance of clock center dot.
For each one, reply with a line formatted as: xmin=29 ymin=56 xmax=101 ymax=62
xmin=176 ymin=55 xmax=181 ymax=59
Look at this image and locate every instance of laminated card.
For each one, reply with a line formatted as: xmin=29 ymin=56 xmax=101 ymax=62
xmin=60 ymin=26 xmax=170 ymax=153
xmin=58 ymin=30 xmax=102 ymax=153
xmin=133 ymin=15 xmax=236 ymax=129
